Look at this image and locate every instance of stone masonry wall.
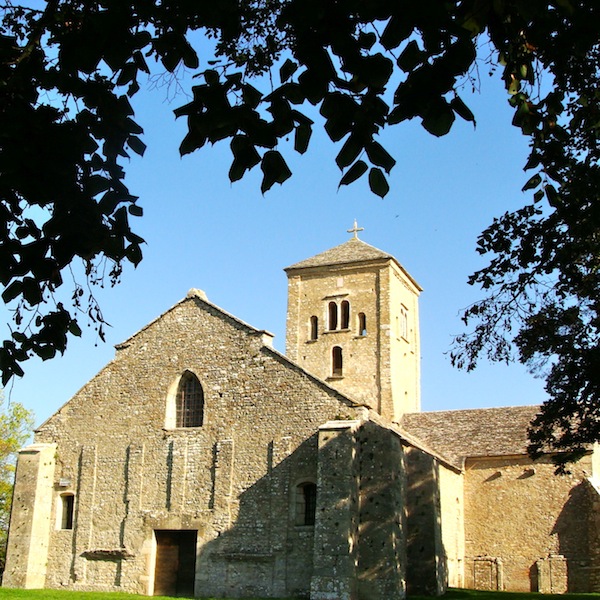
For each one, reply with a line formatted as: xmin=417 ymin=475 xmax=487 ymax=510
xmin=311 ymin=420 xmax=407 ymax=600
xmin=286 ymin=264 xmax=385 ymax=409
xmin=464 ymin=454 xmax=595 ymax=592
xmin=3 ymin=444 xmax=56 ymax=588
xmin=14 ymin=295 xmax=364 ymax=598
xmin=438 ymin=463 xmax=464 ymax=588
xmin=404 ymin=446 xmax=446 ymax=595
xmin=285 ymin=259 xmax=421 ymax=422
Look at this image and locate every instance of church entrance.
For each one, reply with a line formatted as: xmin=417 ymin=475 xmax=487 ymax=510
xmin=154 ymin=530 xmax=197 ymax=597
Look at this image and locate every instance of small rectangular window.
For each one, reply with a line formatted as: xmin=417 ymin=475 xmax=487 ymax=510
xmin=60 ymin=494 xmax=74 ymax=530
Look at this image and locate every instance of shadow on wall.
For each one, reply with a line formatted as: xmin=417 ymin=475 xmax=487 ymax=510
xmin=192 ymin=434 xmax=319 ymax=599
xmin=404 ymin=446 xmax=448 ymax=595
xmin=162 ymin=421 xmax=449 ymax=600
xmin=551 ymin=480 xmax=595 ymax=592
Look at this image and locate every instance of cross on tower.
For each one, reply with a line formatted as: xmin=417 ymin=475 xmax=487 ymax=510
xmin=347 ymin=219 xmax=364 ymax=239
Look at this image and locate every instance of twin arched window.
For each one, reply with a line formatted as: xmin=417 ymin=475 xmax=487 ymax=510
xmin=175 ymin=371 xmax=204 ymax=428
xmin=328 ymin=300 xmax=350 ymax=331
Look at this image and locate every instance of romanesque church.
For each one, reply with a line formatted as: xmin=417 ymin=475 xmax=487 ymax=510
xmin=4 ymin=231 xmax=600 ymax=598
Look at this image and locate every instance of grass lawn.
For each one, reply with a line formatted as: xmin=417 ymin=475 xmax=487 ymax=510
xmin=0 ymin=589 xmax=599 ymax=600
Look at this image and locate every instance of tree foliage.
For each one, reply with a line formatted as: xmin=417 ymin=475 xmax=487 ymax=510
xmin=0 ymin=0 xmax=598 ymax=464
xmin=0 ymin=397 xmax=33 ymax=574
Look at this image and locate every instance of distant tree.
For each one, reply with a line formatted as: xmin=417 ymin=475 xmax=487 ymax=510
xmin=0 ymin=396 xmax=33 ymax=575
xmin=0 ymin=0 xmax=598 ymax=465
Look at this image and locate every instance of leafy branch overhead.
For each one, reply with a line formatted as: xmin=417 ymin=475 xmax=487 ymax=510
xmin=1 ymin=0 xmax=599 ymax=465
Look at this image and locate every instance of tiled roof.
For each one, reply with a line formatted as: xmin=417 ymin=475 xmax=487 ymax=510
xmin=285 ymin=238 xmax=394 ymax=270
xmin=400 ymin=405 xmax=541 ymax=466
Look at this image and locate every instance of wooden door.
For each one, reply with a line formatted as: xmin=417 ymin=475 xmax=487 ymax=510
xmin=154 ymin=530 xmax=197 ymax=597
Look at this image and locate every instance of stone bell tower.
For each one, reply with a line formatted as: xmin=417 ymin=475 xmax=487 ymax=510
xmin=284 ymin=222 xmax=422 ymax=421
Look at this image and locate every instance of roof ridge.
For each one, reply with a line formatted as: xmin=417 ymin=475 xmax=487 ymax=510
xmin=284 ymin=237 xmax=394 ymax=271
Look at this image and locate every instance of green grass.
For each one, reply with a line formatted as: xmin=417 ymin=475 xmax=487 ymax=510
xmin=0 ymin=589 xmax=599 ymax=600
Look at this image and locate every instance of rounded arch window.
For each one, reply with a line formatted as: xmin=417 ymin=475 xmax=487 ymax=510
xmin=176 ymin=371 xmax=204 ymax=428
xmin=332 ymin=346 xmax=343 ymax=376
xmin=340 ymin=300 xmax=350 ymax=329
xmin=328 ymin=302 xmax=338 ymax=331
xmin=358 ymin=312 xmax=367 ymax=336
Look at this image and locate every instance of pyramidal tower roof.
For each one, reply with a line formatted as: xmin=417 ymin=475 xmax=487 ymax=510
xmin=284 ymin=222 xmax=421 ymax=290
xmin=285 ymin=236 xmax=394 ymax=270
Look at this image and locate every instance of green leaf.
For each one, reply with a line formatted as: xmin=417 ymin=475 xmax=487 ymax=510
xmin=87 ymin=175 xmax=111 ymax=195
xmin=179 ymin=131 xmax=207 ymax=156
xmin=450 ymin=96 xmax=476 ymax=124
xmin=260 ymin=151 xmax=292 ymax=193
xmin=128 ymin=204 xmax=143 ymax=217
xmin=128 ymin=136 xmax=146 ymax=156
xmin=339 ymin=160 xmax=368 ymax=187
xmin=229 ymin=135 xmax=261 ymax=182
xmin=294 ymin=122 xmax=312 ymax=154
xmin=522 ymin=173 xmax=542 ymax=191
xmin=368 ymin=167 xmax=389 ymax=198
xmin=242 ymin=84 xmax=263 ymax=110
xmin=68 ymin=321 xmax=82 ymax=337
xmin=126 ymin=244 xmax=143 ymax=266
xmin=335 ymin=135 xmax=363 ymax=170
xmin=421 ymin=101 xmax=455 ymax=137
xmin=280 ymin=59 xmax=298 ymax=84
xmin=365 ymin=141 xmax=396 ymax=173
xmin=380 ymin=16 xmax=413 ymax=50
xmin=397 ymin=41 xmax=424 ymax=73
xmin=204 ymin=70 xmax=220 ymax=85
xmin=21 ymin=277 xmax=42 ymax=306
xmin=2 ymin=281 xmax=22 ymax=304
xmin=358 ymin=32 xmax=376 ymax=50
xmin=545 ymin=184 xmax=560 ymax=206
xmin=35 ymin=345 xmax=56 ymax=361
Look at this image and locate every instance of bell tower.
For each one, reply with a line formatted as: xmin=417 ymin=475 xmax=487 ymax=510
xmin=284 ymin=223 xmax=422 ymax=421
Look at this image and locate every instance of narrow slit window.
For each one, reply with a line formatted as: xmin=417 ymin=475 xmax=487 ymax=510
xmin=332 ymin=346 xmax=343 ymax=376
xmin=296 ymin=482 xmax=317 ymax=526
xmin=341 ymin=300 xmax=350 ymax=329
xmin=358 ymin=313 xmax=367 ymax=336
xmin=176 ymin=372 xmax=204 ymax=428
xmin=310 ymin=315 xmax=318 ymax=341
xmin=60 ymin=494 xmax=74 ymax=530
xmin=400 ymin=307 xmax=408 ymax=340
xmin=328 ymin=302 xmax=338 ymax=331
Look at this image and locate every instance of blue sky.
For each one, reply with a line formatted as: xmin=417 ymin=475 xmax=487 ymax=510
xmin=1 ymin=55 xmax=549 ymax=427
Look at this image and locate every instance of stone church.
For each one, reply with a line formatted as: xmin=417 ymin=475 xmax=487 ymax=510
xmin=4 ymin=230 xmax=600 ymax=598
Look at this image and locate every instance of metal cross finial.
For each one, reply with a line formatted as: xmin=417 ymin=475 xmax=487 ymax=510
xmin=347 ymin=219 xmax=364 ymax=239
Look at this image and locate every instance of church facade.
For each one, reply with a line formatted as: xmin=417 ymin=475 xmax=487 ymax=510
xmin=4 ymin=233 xmax=600 ymax=598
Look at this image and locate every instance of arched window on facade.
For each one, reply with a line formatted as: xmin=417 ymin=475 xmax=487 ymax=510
xmin=340 ymin=300 xmax=350 ymax=329
xmin=59 ymin=493 xmax=75 ymax=530
xmin=332 ymin=346 xmax=343 ymax=377
xmin=328 ymin=302 xmax=338 ymax=331
xmin=310 ymin=315 xmax=319 ymax=341
xmin=358 ymin=312 xmax=367 ymax=336
xmin=176 ymin=371 xmax=204 ymax=428
xmin=296 ymin=482 xmax=317 ymax=526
